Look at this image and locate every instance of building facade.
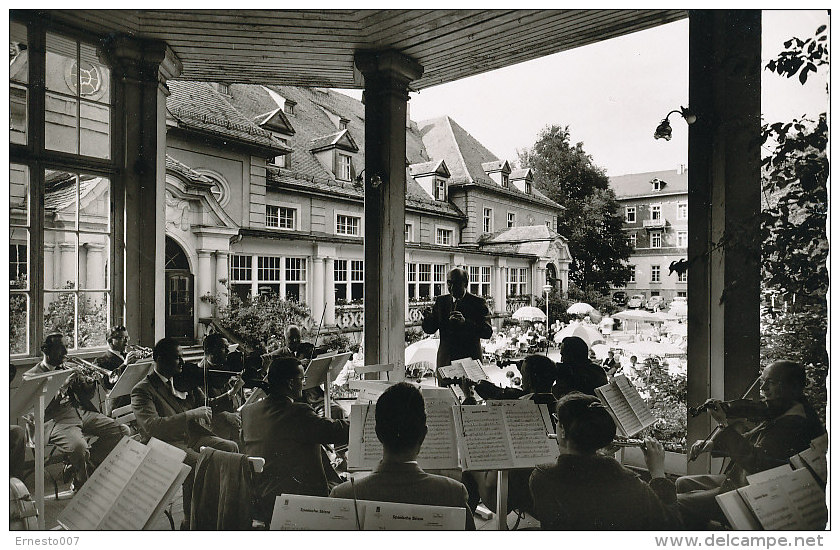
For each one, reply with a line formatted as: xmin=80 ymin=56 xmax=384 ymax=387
xmin=610 ymin=168 xmax=688 ymax=304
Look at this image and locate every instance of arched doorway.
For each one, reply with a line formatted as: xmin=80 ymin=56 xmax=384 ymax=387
xmin=546 ymin=262 xmax=561 ymax=293
xmin=165 ymin=237 xmax=195 ymax=342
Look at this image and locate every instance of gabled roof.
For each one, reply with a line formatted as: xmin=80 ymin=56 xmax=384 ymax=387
xmin=510 ymin=168 xmax=532 ymax=181
xmin=167 ymin=81 xmax=289 ymax=154
xmin=310 ymin=129 xmax=359 ymax=153
xmin=485 ymin=224 xmax=559 ymax=244
xmin=610 ymin=168 xmax=688 ymax=199
xmin=254 ymin=107 xmax=296 ymax=136
xmin=481 ymin=159 xmax=510 ymax=174
xmin=409 ymin=159 xmax=450 ymax=178
xmin=166 ymin=155 xmax=213 ymax=184
xmin=44 ymin=172 xmax=105 ymax=212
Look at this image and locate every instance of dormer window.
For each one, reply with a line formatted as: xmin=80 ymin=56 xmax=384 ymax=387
xmin=337 ymin=153 xmax=352 ymax=181
xmin=285 ymin=100 xmax=296 ymax=116
xmin=651 ymin=178 xmax=666 ymax=191
xmin=524 ymin=180 xmax=531 ymax=194
xmin=502 ymin=174 xmax=509 ymax=187
xmin=339 ymin=118 xmax=349 ymax=130
xmin=434 ymin=178 xmax=446 ymax=201
xmin=217 ymin=82 xmax=230 ymax=95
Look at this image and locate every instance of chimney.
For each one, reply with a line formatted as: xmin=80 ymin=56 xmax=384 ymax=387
xmin=677 ymin=163 xmax=687 ymax=175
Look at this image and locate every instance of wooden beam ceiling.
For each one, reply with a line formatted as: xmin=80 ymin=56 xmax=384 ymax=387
xmin=37 ymin=9 xmax=687 ymax=90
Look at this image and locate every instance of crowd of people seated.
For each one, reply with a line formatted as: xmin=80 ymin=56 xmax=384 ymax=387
xmin=11 ymin=325 xmax=826 ymax=531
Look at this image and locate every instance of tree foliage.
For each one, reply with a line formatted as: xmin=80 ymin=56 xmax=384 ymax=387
xmin=519 ymin=125 xmax=632 ymax=293
xmin=216 ymin=293 xmax=311 ymax=351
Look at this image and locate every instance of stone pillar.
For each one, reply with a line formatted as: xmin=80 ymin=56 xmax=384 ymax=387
xmin=197 ymin=250 xmax=214 ymax=319
xmin=325 ymin=257 xmax=336 ymax=326
xmin=250 ymin=254 xmax=259 ymax=299
xmin=686 ymin=10 xmax=761 ymax=474
xmin=43 ymin=243 xmax=56 ymax=290
xmin=85 ymin=242 xmax=106 ymax=290
xmin=215 ymin=250 xmax=229 ymax=310
xmin=312 ymin=256 xmax=326 ymax=326
xmin=494 ymin=259 xmax=507 ymax=314
xmin=59 ymin=242 xmax=75 ymax=289
xmin=355 ymin=50 xmax=423 ymax=380
xmin=102 ymin=36 xmax=181 ymax=344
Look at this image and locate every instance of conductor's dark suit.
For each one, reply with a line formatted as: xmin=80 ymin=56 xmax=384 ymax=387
xmin=421 ymin=292 xmax=493 ymax=368
xmin=241 ymin=393 xmax=349 ymax=520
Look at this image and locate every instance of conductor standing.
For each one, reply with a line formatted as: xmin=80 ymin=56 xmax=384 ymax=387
xmin=421 ymin=267 xmax=493 ymax=373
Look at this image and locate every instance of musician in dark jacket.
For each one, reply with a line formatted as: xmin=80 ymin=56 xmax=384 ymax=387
xmin=530 ymin=392 xmax=680 ymax=530
xmin=553 ymin=336 xmax=608 ymax=398
xmin=130 ymin=337 xmax=238 ymax=529
xmin=94 ymin=325 xmax=144 ymax=410
xmin=676 ymin=360 xmax=826 ymax=529
xmin=241 ymin=356 xmax=349 ymax=521
xmin=421 ymin=267 xmax=492 ymax=374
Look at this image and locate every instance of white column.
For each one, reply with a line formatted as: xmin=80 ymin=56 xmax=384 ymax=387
xmin=215 ymin=250 xmax=229 ymax=309
xmin=85 ymin=242 xmax=106 ymax=289
xmin=494 ymin=259 xmax=506 ymax=314
xmin=59 ymin=242 xmax=76 ymax=290
xmin=43 ymin=243 xmax=56 ymax=290
xmin=312 ymin=256 xmax=326 ymax=326
xmin=250 ymin=254 xmax=259 ymax=299
xmin=325 ymin=257 xmax=336 ymax=325
xmin=197 ymin=249 xmax=213 ymax=319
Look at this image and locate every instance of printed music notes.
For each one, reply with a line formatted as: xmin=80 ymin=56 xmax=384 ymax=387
xmin=437 ymin=358 xmax=489 ymax=383
xmin=57 ymin=437 xmax=188 ymax=530
xmin=594 ymin=374 xmax=657 ymax=437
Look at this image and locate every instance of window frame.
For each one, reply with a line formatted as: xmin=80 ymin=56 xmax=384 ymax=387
xmin=507 ymin=212 xmax=516 ymax=228
xmin=650 ymin=204 xmax=662 ymax=221
xmin=677 ymin=230 xmax=688 ymax=248
xmin=335 ymin=211 xmax=362 ymax=236
xmin=651 ymin=231 xmax=662 ymax=248
xmin=628 ymin=265 xmax=636 ymax=283
xmin=404 ymin=221 xmax=414 ymax=242
xmin=266 ymin=204 xmax=296 ymax=230
xmin=677 ymin=202 xmax=688 ymax=220
xmin=337 ymin=152 xmax=352 ymax=182
xmin=435 ymin=226 xmax=454 ymax=246
xmin=625 ymin=206 xmax=636 ymax=223
xmin=651 ymin=265 xmax=661 ymax=283
xmin=629 ymin=232 xmax=637 ymax=248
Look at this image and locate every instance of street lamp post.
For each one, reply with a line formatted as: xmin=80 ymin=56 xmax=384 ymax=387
xmin=543 ymin=283 xmax=552 ymax=353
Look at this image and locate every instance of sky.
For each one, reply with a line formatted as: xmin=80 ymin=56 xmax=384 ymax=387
xmin=338 ymin=10 xmax=828 ymax=177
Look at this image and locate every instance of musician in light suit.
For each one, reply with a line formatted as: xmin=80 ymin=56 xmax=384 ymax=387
xmin=330 ymin=383 xmax=475 ymax=530
xmin=421 ymin=267 xmax=493 ymax=374
xmin=131 ymin=337 xmax=238 ymax=529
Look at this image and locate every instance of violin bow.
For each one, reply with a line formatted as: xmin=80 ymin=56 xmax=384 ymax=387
xmin=305 ymin=301 xmax=329 ymax=366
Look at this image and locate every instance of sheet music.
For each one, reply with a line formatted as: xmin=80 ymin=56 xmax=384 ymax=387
xmin=270 ymin=495 xmax=362 ymax=530
xmin=11 ymin=368 xmax=73 ymax=419
xmin=488 ymin=401 xmax=557 ymax=467
xmin=107 ymin=361 xmax=154 ymax=399
xmin=437 ymin=364 xmax=467 ymax=380
xmin=746 ymin=464 xmax=793 ymax=485
xmin=144 ymin=464 xmax=192 ymax=529
xmin=303 ymin=355 xmax=334 ymax=389
xmin=739 ymin=467 xmax=827 ymax=530
xmin=348 ymin=404 xmax=382 ymax=470
xmin=98 ymin=439 xmax=186 ymax=530
xmin=420 ymin=386 xmax=459 ymax=405
xmin=614 ymin=375 xmax=656 ymax=429
xmin=363 ymin=500 xmax=465 ymax=530
xmin=455 ymin=406 xmax=513 ymax=470
xmin=416 ymin=403 xmax=459 ymax=469
xmin=715 ymin=489 xmax=762 ymax=530
xmin=58 ymin=437 xmax=148 ymax=530
xmin=595 ymin=383 xmax=642 ymax=437
xmin=458 ymin=359 xmax=489 ymax=382
xmin=810 ymin=433 xmax=828 ymax=455
xmin=793 ymin=446 xmax=827 ymax=484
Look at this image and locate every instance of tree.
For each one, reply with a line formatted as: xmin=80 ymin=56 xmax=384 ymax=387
xmin=519 ymin=125 xmax=632 ymax=293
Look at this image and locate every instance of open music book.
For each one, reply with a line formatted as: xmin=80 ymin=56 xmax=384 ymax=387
xmin=57 ymin=437 xmax=190 ymax=530
xmin=437 ymin=358 xmax=489 ymax=383
xmin=594 ymin=374 xmax=657 ymax=437
xmin=304 ymin=352 xmax=353 ymax=390
xmin=716 ymin=466 xmax=827 ymax=530
xmin=107 ymin=361 xmax=154 ymax=399
xmin=789 ymin=434 xmax=828 ymax=485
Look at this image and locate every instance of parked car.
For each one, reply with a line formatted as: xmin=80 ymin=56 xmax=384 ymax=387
xmin=627 ymin=294 xmax=646 ymax=309
xmin=646 ymin=295 xmax=666 ymax=311
xmin=612 ymin=291 xmax=627 ymax=306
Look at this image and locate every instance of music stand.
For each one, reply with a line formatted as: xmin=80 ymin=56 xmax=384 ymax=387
xmin=11 ymin=369 xmax=73 ymax=530
xmin=303 ymin=352 xmax=352 ymax=419
xmin=107 ymin=361 xmax=154 ymax=400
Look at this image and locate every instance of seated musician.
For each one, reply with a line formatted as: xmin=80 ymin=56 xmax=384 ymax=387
xmin=24 ymin=333 xmax=126 ymax=489
xmin=130 ymin=337 xmax=239 ymax=530
xmin=676 ymin=360 xmax=825 ymax=529
xmin=198 ymin=333 xmax=244 ymax=441
xmin=273 ymin=325 xmax=315 ymax=363
xmin=553 ymin=336 xmax=608 ymax=398
xmin=530 ymin=392 xmax=680 ymax=530
xmin=94 ymin=325 xmax=144 ymax=410
xmin=468 ymin=354 xmax=558 ymax=516
xmin=241 ymin=356 xmax=350 ymax=522
xmin=330 ymin=383 xmax=475 ymax=530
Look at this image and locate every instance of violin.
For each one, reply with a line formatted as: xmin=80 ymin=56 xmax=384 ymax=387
xmin=688 ymin=398 xmax=791 ymax=421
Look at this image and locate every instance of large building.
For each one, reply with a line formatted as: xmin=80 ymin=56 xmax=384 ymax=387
xmin=10 ymin=49 xmax=572 ymax=351
xmin=609 ymin=167 xmax=688 ymax=304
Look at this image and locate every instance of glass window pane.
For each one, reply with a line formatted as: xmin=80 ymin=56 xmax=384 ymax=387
xmin=44 ymin=292 xmax=77 ymax=349
xmin=10 ymin=22 xmax=28 ymax=85
xmin=45 ymin=92 xmax=79 ymax=154
xmin=79 ymin=176 xmax=111 ymax=232
xmin=10 ymin=84 xmax=27 ymax=145
xmin=80 ymin=43 xmax=110 ymax=104
xmin=78 ymin=292 xmax=109 ymax=348
xmin=10 ymin=164 xmax=29 ymax=226
xmin=80 ymin=101 xmax=110 ymax=158
xmin=45 ymin=171 xmax=78 ymax=230
xmin=44 ymin=231 xmax=77 ymax=290
xmin=79 ymin=234 xmax=109 ymax=289
xmin=46 ymin=33 xmax=78 ymax=95
xmin=10 ymin=293 xmax=29 ymax=355
xmin=10 ymin=229 xmax=29 ymax=289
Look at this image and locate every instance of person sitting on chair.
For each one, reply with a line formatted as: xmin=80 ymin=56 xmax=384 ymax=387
xmin=675 ymin=360 xmax=826 ymax=529
xmin=25 ymin=333 xmax=127 ymax=489
xmin=530 ymin=392 xmax=680 ymax=530
xmin=241 ymin=356 xmax=349 ymax=522
xmin=553 ymin=336 xmax=608 ymax=398
xmin=330 ymin=383 xmax=475 ymax=530
xmin=94 ymin=325 xmax=145 ymax=411
xmin=198 ymin=333 xmax=244 ymax=442
xmin=131 ymin=337 xmax=239 ymax=529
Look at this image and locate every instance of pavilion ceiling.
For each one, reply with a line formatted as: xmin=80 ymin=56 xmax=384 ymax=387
xmin=40 ymin=9 xmax=687 ymax=90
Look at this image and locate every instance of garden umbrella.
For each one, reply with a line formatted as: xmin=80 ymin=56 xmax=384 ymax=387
xmin=664 ymin=323 xmax=687 ymax=337
xmin=648 ymin=311 xmax=679 ymax=324
xmin=512 ymin=306 xmax=547 ymax=322
xmin=669 ymin=302 xmax=688 ymax=317
xmin=553 ymin=322 xmax=605 ymax=348
xmin=404 ymin=337 xmax=439 ymax=369
xmin=566 ymin=302 xmax=595 ymax=315
xmin=617 ymin=340 xmax=686 ymax=358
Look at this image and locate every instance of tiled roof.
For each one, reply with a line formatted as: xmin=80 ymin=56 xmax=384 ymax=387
xmin=166 ymin=155 xmax=213 ymax=184
xmin=409 ymin=159 xmax=449 ymax=177
xmin=481 ymin=160 xmax=509 ymax=173
xmin=510 ymin=168 xmax=532 ymax=180
xmin=310 ymin=129 xmax=359 ymax=152
xmin=486 ymin=224 xmax=558 ymax=243
xmin=167 ymin=81 xmax=288 ymax=153
xmin=44 ymin=173 xmax=104 ymax=212
xmin=254 ymin=107 xmax=296 ymax=136
xmin=610 ymin=168 xmax=688 ymax=199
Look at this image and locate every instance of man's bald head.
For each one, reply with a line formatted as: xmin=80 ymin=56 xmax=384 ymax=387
xmin=447 ymin=267 xmax=468 ymax=299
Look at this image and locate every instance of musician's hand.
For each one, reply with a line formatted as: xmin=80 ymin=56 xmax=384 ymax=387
xmin=228 ymin=377 xmax=246 ymax=395
xmin=449 ymin=310 xmax=465 ymax=325
xmin=641 ymin=436 xmax=666 ymax=479
xmin=124 ymin=350 xmax=141 ymax=365
xmin=689 ymin=438 xmax=714 ymax=461
xmin=187 ymin=406 xmax=212 ymax=423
